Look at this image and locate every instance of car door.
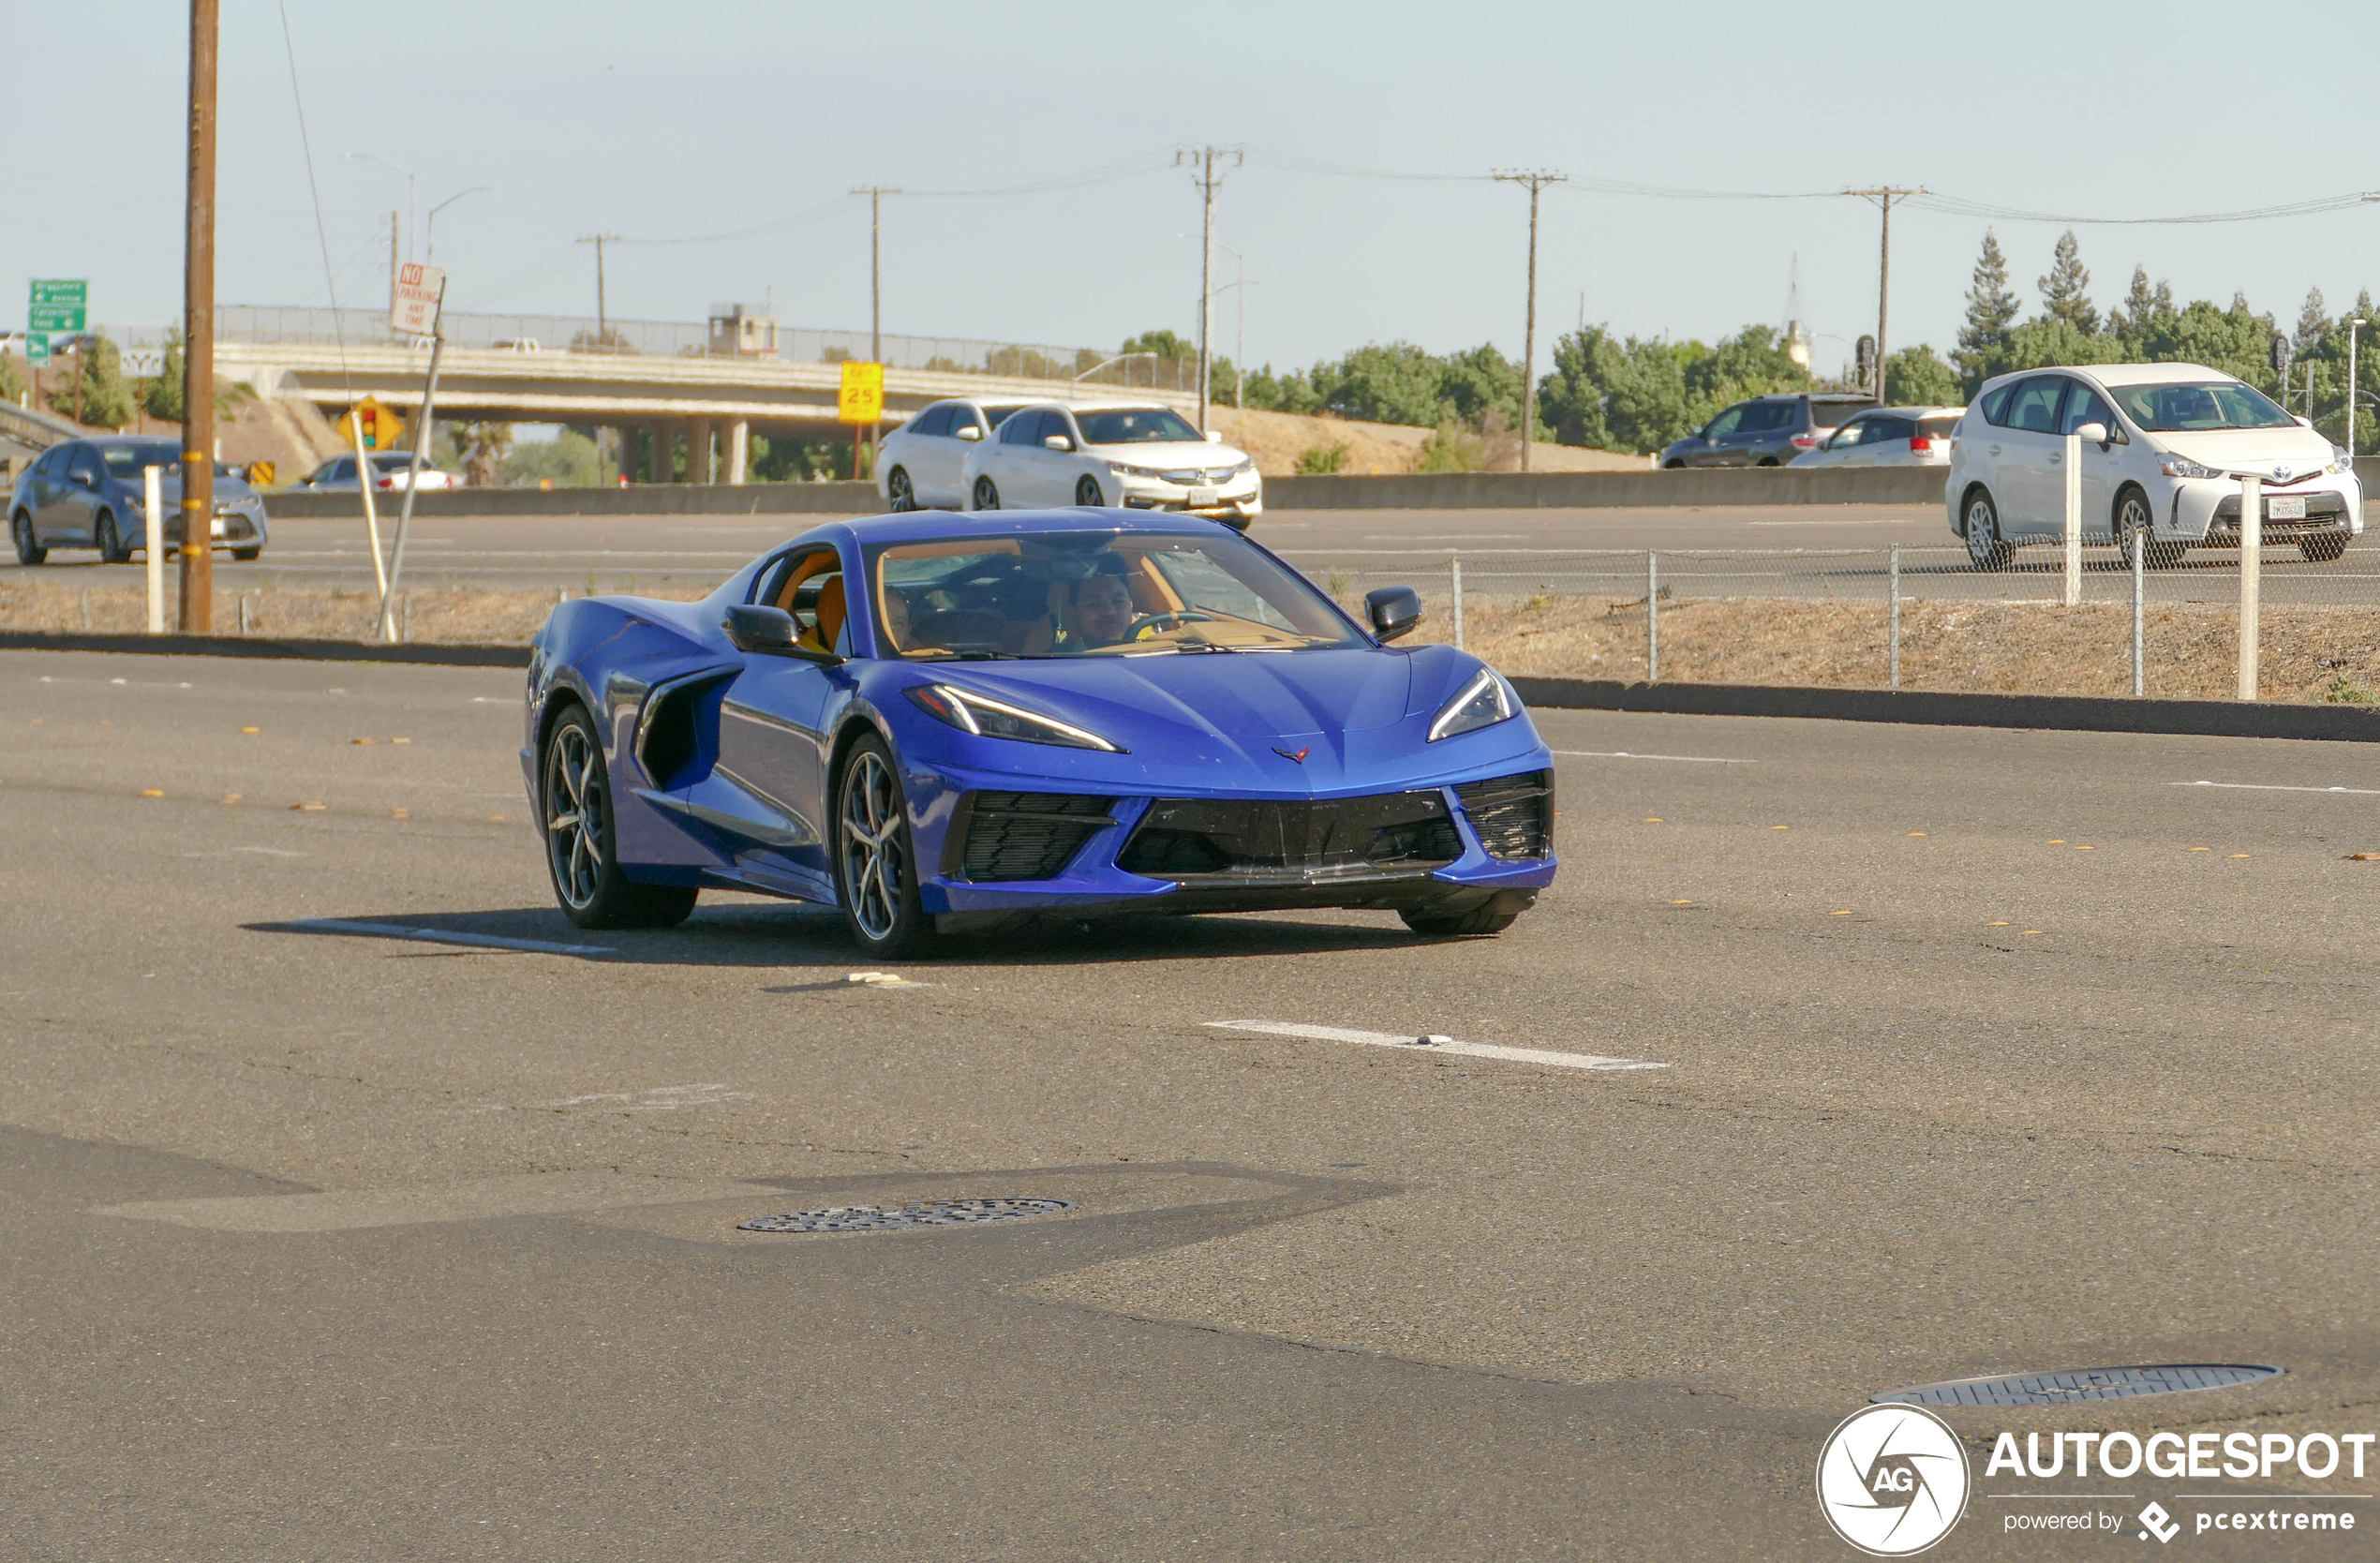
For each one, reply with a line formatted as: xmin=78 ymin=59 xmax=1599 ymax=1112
xmin=1993 ymin=377 xmax=2071 ymax=536
xmin=1818 ymin=415 xmax=1875 ymax=467
xmin=2055 ymin=382 xmax=2122 ymax=538
xmin=703 ymin=546 xmax=844 ymax=891
xmin=1022 ymin=409 xmax=1079 ymax=504
xmin=1690 ymin=405 xmax=1747 ymax=468
xmin=908 ymin=406 xmax=960 ymax=505
xmin=24 ymin=447 xmax=69 ymax=538
xmin=56 ymin=445 xmax=104 ymax=543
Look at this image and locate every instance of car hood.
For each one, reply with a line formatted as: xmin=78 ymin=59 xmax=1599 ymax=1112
xmin=940 ymin=648 xmax=1413 ymax=746
xmin=1087 ymin=439 xmax=1247 ymax=468
xmin=2151 ymin=427 xmax=2340 ymax=477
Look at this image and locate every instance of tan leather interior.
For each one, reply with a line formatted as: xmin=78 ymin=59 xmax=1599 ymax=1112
xmin=808 ymin=574 xmax=846 ymax=653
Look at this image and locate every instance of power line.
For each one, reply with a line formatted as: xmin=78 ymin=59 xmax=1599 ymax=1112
xmin=1178 ymin=146 xmax=1242 ymax=432
xmin=575 ymin=233 xmax=621 ymax=339
xmin=1493 ymin=171 xmax=1566 ymax=473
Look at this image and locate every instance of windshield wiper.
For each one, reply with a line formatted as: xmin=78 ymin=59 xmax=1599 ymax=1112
xmin=907 ymin=649 xmax=1022 ymax=662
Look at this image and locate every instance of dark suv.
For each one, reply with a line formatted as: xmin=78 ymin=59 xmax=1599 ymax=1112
xmin=1659 ymin=394 xmax=1876 ymax=469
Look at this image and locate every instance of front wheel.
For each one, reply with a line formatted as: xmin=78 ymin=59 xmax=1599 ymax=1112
xmin=11 ymin=512 xmax=45 ymax=566
xmin=832 ymin=735 xmax=937 ymax=960
xmin=885 ymin=466 xmax=917 ymax=512
xmin=2114 ymin=486 xmax=2184 ymax=569
xmin=972 ymin=476 xmax=1000 ymax=512
xmin=2301 ymin=532 xmax=2349 ymax=563
xmin=541 ymin=704 xmax=697 ymax=930
xmin=231 ymin=545 xmax=262 ymax=562
xmin=1400 ymin=905 xmax=1521 ymax=937
xmin=1075 ymin=475 xmax=1105 ymax=507
xmin=96 ymin=512 xmax=129 ymax=564
xmin=1963 ymin=489 xmax=2013 ymax=572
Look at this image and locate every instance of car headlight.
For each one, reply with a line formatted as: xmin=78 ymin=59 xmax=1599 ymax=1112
xmin=1230 ymin=458 xmax=1257 ymax=478
xmin=2159 ymin=454 xmax=2224 ymax=480
xmin=1427 ymin=667 xmax=1519 ymax=742
xmin=1108 ymin=462 xmax=1163 ymax=480
xmin=905 ymin=683 xmax=1123 ymax=752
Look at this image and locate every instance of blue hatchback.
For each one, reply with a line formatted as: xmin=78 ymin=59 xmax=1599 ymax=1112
xmin=9 ymin=436 xmax=270 ymax=565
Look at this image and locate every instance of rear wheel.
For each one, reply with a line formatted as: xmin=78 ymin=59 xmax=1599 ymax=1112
xmin=541 ymin=703 xmax=697 ymax=930
xmin=1075 ymin=475 xmax=1104 ymax=507
xmin=973 ymin=476 xmax=1000 ymax=511
xmin=832 ymin=735 xmax=937 ymax=960
xmin=231 ymin=545 xmax=262 ymax=562
xmin=2301 ymin=532 xmax=2349 ymax=562
xmin=1662 ymin=459 xmax=1685 ymax=470
xmin=96 ymin=512 xmax=129 ymax=564
xmin=1400 ymin=905 xmax=1521 ymax=937
xmin=886 ymin=466 xmax=917 ymax=512
xmin=1963 ymin=489 xmax=2012 ymax=572
xmin=11 ymin=512 xmax=45 ymax=566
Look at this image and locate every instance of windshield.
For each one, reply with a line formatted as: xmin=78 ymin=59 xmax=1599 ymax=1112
xmin=870 ymin=529 xmax=1364 ymax=660
xmin=371 ymin=453 xmax=431 ymax=470
xmin=2111 ymin=380 xmax=2296 ymax=432
xmin=1074 ymin=408 xmax=1202 ymax=445
xmin=95 ymin=442 xmax=233 ymax=479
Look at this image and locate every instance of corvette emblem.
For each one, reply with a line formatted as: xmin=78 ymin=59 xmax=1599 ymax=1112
xmin=1272 ymin=746 xmax=1310 ymax=764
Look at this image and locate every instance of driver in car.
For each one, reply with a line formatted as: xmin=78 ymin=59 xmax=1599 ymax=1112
xmin=1067 ymin=567 xmax=1139 ymax=648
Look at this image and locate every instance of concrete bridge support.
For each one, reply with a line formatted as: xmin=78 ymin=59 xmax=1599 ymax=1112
xmin=726 ymin=419 xmax=749 ymax=485
xmin=687 ymin=418 xmax=715 ymax=485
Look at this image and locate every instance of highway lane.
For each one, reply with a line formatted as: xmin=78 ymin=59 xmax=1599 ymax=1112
xmin=13 ymin=501 xmax=2375 ymax=612
xmin=5 ymin=648 xmax=2378 ymax=1557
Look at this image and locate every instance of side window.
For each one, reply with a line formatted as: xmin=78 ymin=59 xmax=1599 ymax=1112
xmin=2003 ymin=378 xmax=2068 ymax=434
xmin=1829 ymin=417 xmax=1871 ymax=448
xmin=332 ymin=456 xmax=356 ymax=481
xmin=999 ymin=411 xmax=1040 ymax=446
xmin=67 ymin=449 xmax=97 ymax=482
xmin=35 ymin=447 xmax=67 ymax=478
xmin=2058 ymin=386 xmax=2116 ymax=436
xmin=1704 ymin=406 xmax=1748 ymax=439
xmin=1870 ymin=416 xmax=1917 ymax=443
xmin=912 ymin=406 xmax=952 ymax=439
xmin=1751 ymin=402 xmax=1797 ymax=433
xmin=1035 ymin=410 xmax=1071 ymax=445
xmin=1978 ymin=384 xmax=2016 ymax=425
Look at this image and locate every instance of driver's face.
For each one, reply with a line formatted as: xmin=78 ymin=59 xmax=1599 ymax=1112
xmin=1076 ymin=573 xmax=1136 ymax=643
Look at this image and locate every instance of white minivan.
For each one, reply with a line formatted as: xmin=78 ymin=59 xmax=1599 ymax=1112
xmin=1947 ymin=363 xmax=2361 ymax=569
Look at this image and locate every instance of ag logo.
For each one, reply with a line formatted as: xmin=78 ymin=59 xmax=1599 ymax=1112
xmin=1815 ymin=1403 xmax=1971 ymax=1556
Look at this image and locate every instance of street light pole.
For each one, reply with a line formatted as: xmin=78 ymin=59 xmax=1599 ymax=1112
xmin=1212 ymin=242 xmax=1254 ymax=409
xmin=2351 ymin=317 xmax=2366 ymax=462
xmin=179 ymin=0 xmax=217 ymax=632
xmin=574 ymin=233 xmax=622 ymax=344
xmin=1494 ymin=170 xmax=1568 ymax=472
xmin=424 ymin=186 xmax=493 ymax=262
xmin=345 ymin=152 xmax=418 ymax=260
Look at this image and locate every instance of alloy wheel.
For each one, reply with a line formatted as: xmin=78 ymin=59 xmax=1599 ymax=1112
xmin=2117 ymin=494 xmax=2152 ymax=567
xmin=974 ymin=477 xmax=999 ymax=511
xmin=839 ymin=749 xmax=903 ymax=942
xmin=887 ymin=468 xmax=915 ymax=512
xmin=544 ymin=722 xmax=603 ymax=912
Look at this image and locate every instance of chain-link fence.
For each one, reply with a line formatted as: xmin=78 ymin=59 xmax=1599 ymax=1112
xmin=1309 ymin=538 xmax=2380 ymax=706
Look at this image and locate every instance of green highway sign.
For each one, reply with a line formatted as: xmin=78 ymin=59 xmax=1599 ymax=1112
xmin=28 ymin=279 xmax=87 ymax=306
xmin=28 ymin=305 xmax=84 ymax=333
xmin=22 ymin=333 xmax=49 ymax=365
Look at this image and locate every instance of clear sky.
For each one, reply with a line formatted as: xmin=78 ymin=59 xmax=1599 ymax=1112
xmin=12 ymin=0 xmax=2380 ymax=384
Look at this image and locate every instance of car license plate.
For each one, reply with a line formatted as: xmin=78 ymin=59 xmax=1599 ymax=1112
xmin=1187 ymin=486 xmax=1218 ymax=507
xmin=2268 ymin=496 xmax=2307 ymax=520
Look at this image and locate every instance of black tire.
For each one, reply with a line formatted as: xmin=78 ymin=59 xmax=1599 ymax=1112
xmin=831 ymin=733 xmax=937 ymax=960
xmin=1400 ymin=905 xmax=1521 ymax=937
xmin=1075 ymin=474 xmax=1104 ymax=507
xmin=2301 ymin=532 xmax=2349 ymax=563
xmin=972 ymin=476 xmax=1000 ymax=512
xmin=540 ymin=703 xmax=697 ymax=930
xmin=1962 ymin=488 xmax=2013 ymax=572
xmin=231 ymin=545 xmax=262 ymax=562
xmin=11 ymin=512 xmax=45 ymax=566
xmin=1755 ymin=456 xmax=1780 ymax=467
xmin=96 ymin=512 xmax=129 ymax=564
xmin=1662 ymin=459 xmax=1685 ymax=469
xmin=886 ymin=466 xmax=917 ymax=513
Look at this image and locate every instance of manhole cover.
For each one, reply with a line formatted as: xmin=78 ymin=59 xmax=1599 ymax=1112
xmin=737 ymin=1198 xmax=1077 ymax=1234
xmin=1872 ymin=1364 xmax=2282 ymax=1407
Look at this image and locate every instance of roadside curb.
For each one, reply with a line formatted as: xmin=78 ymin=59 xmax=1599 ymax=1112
xmin=0 ymin=631 xmax=530 ymax=669
xmin=1510 ymin=676 xmax=2380 ymax=744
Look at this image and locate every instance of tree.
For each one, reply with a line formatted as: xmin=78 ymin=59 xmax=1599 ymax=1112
xmin=145 ymin=326 xmax=186 ymax=422
xmin=498 ymin=430 xmax=600 ymax=487
xmin=2296 ymin=286 xmax=2332 ymax=350
xmin=1119 ymin=328 xmax=1193 ymax=360
xmin=449 ymin=422 xmax=513 ymax=487
xmin=1882 ymin=344 xmax=1961 ymax=407
xmin=1955 ymin=229 xmax=2021 ymax=387
xmin=2037 ymin=230 xmax=2099 ymax=335
xmin=56 ymin=335 xmax=137 ymax=428
xmin=0 ymin=349 xmax=24 ymax=405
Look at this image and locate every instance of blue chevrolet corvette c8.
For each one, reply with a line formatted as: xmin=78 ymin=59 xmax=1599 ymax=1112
xmin=522 ymin=510 xmax=1557 ymax=958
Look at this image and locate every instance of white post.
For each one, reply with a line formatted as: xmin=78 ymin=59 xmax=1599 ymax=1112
xmin=1888 ymin=544 xmax=1900 ymax=688
xmin=2239 ymin=475 xmax=2261 ymax=701
xmin=380 ymin=296 xmax=446 ymax=642
xmin=2061 ymin=429 xmax=2082 ymax=607
xmin=349 ymin=415 xmax=389 ymax=602
xmin=1647 ymin=550 xmax=1660 ymax=682
xmin=141 ymin=466 xmax=165 ymax=633
xmin=2131 ymin=524 xmax=2146 ymax=698
xmin=1450 ymin=556 xmax=1464 ymax=650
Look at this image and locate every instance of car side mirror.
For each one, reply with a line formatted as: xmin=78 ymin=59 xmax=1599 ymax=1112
xmin=1205 ymin=430 xmax=1223 ymax=443
xmin=1364 ymin=585 xmax=1424 ymax=643
xmin=2294 ymin=414 xmax=2314 ymax=429
xmin=957 ymin=424 xmax=983 ymax=441
xmin=2073 ymin=422 xmax=2108 ymax=446
xmin=1042 ymin=433 xmax=1074 ymax=452
xmin=724 ymin=603 xmax=840 ymax=662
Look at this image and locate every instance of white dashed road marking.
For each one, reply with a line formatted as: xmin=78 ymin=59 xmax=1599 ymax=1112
xmin=1205 ymin=1020 xmax=1667 ymax=1072
xmin=2171 ymin=780 xmax=2380 ymax=796
xmin=1553 ymin=750 xmax=1755 ymax=765
xmin=286 ymin=918 xmax=613 ymax=957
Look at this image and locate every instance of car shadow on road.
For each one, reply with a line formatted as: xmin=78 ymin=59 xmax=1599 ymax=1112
xmin=247 ymin=901 xmax=1425 ymax=970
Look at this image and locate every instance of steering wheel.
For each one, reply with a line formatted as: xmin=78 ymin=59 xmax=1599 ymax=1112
xmin=1125 ymin=610 xmax=1218 ymax=636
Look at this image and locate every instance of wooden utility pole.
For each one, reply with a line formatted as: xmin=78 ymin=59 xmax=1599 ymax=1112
xmin=1843 ymin=187 xmax=1926 ymax=403
xmin=179 ymin=0 xmax=217 ymax=631
xmin=849 ymin=186 xmax=899 ymax=463
xmin=1176 ymin=147 xmax=1242 ymax=433
xmin=1495 ymin=170 xmax=1568 ymax=472
xmin=389 ymin=209 xmax=400 ymax=322
xmin=576 ymin=232 xmax=620 ymax=344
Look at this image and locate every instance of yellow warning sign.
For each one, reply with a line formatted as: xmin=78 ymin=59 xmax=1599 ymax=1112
xmin=337 ymin=397 xmax=408 ymax=452
xmin=838 ymin=361 xmax=885 ymax=424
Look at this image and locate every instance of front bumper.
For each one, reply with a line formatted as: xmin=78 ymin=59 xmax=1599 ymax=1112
xmin=1116 ymin=472 xmax=1263 ymax=520
xmin=148 ymin=507 xmax=269 ymax=549
xmin=2172 ymin=477 xmax=2362 ymax=541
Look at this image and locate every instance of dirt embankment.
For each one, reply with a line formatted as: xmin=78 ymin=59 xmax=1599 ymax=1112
xmin=1212 ymin=408 xmax=1646 ymax=477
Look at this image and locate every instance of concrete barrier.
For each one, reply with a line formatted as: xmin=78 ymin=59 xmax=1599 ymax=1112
xmin=1265 ymin=466 xmax=1953 ymax=511
xmin=263 ymin=481 xmax=881 ymax=520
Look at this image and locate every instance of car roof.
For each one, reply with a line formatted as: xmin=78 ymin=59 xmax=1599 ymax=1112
xmin=1856 ymin=405 xmax=1966 ymax=417
xmin=1980 ymin=362 xmax=2229 ymax=394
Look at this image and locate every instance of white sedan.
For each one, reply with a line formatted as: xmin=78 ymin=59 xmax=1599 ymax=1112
xmin=875 ymin=397 xmax=1035 ymax=511
xmin=1946 ymin=362 xmax=2362 ymax=569
xmin=1788 ymin=406 xmax=1963 ymax=467
xmin=961 ymin=402 xmax=1262 ymax=526
xmin=297 ymin=452 xmax=458 ymax=493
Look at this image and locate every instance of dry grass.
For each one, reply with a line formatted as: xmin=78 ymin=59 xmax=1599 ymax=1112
xmin=11 ymin=577 xmax=2378 ymax=705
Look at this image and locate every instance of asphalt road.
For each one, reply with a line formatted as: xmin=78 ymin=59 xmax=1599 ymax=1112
xmin=6 ymin=648 xmax=2379 ymax=1558
xmin=15 ymin=502 xmax=2375 ymax=612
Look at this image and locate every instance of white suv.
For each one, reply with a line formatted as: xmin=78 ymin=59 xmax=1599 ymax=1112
xmin=960 ymin=401 xmax=1262 ymax=527
xmin=877 ymin=398 xmax=1035 ymax=511
xmin=1947 ymin=363 xmax=2361 ymax=569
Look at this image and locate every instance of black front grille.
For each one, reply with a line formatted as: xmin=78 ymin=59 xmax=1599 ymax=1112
xmin=1455 ymin=771 xmax=1553 ymax=859
xmin=1118 ymin=792 xmax=1460 ymax=882
xmin=956 ymin=792 xmax=1114 ymax=882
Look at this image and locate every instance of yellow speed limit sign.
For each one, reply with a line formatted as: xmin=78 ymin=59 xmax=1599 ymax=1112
xmin=838 ymin=361 xmax=885 ymax=424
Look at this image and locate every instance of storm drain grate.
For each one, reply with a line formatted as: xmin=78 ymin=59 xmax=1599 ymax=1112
xmin=738 ymin=1198 xmax=1077 ymax=1234
xmin=1872 ymin=1364 xmax=2283 ymax=1407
